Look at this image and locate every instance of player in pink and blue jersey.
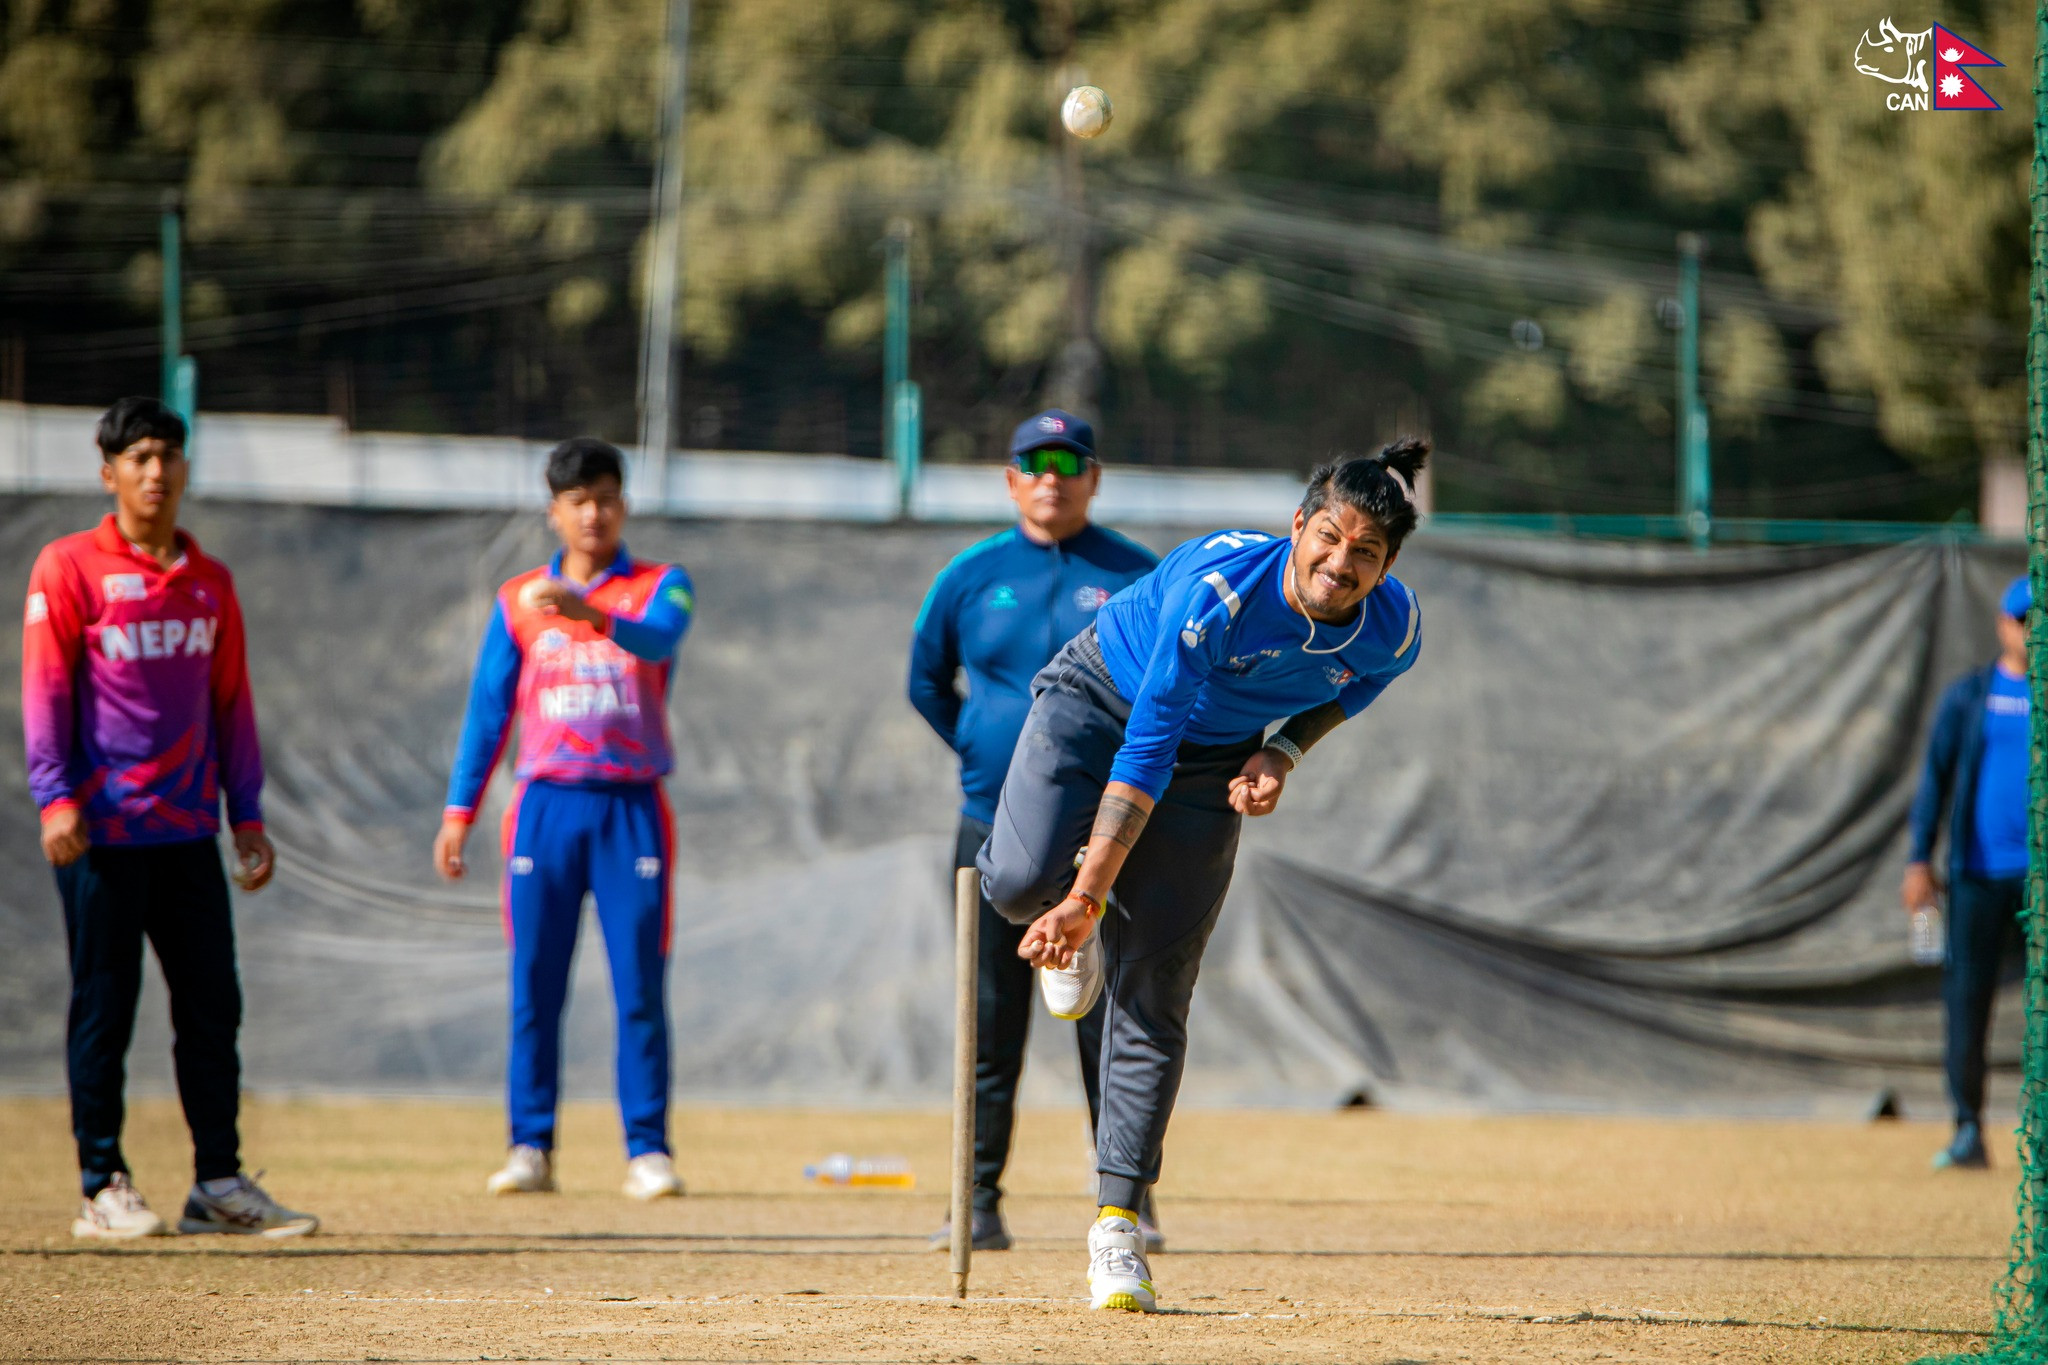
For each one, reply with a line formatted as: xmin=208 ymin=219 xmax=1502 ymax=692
xmin=433 ymin=438 xmax=695 ymax=1202
xmin=23 ymin=397 xmax=317 ymax=1240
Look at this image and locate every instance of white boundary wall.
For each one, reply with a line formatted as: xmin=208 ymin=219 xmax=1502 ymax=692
xmin=0 ymin=402 xmax=1305 ymax=526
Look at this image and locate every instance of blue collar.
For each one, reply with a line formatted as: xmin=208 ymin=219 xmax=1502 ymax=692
xmin=1014 ymin=522 xmax=1095 ymax=552
xmin=549 ymin=544 xmax=633 ymax=589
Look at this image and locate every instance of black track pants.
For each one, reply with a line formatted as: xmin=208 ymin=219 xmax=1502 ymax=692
xmin=57 ymin=838 xmax=243 ymax=1194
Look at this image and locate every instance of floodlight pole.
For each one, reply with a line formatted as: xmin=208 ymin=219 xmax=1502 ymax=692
xmin=160 ymin=194 xmax=182 ymax=404
xmin=1675 ymin=232 xmax=1709 ymax=549
xmin=636 ymin=0 xmax=691 ymax=514
xmin=884 ymin=219 xmax=921 ymax=518
xmin=158 ymin=194 xmax=197 ymax=445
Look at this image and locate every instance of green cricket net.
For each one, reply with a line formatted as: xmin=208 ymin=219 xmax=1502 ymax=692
xmin=1924 ymin=5 xmax=2048 ymax=1360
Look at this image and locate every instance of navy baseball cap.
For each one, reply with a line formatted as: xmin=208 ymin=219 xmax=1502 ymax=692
xmin=1010 ymin=409 xmax=1095 ymax=461
xmin=2003 ymin=575 xmax=2032 ymax=619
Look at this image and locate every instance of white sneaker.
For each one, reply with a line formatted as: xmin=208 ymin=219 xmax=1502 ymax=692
xmin=72 ymin=1173 xmax=166 ymax=1240
xmin=1087 ymin=1212 xmax=1158 ymax=1312
xmin=1039 ymin=931 xmax=1104 ymax=1020
xmin=621 ymin=1152 xmax=683 ymax=1201
xmin=178 ymin=1172 xmax=319 ymax=1238
xmin=486 ymin=1144 xmax=555 ymax=1195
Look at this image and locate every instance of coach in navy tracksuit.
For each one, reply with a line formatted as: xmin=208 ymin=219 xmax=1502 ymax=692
xmin=908 ymin=410 xmax=1157 ymax=1251
xmin=1905 ymin=575 xmax=2033 ymax=1171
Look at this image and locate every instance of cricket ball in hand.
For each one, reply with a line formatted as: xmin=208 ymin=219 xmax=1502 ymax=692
xmin=1061 ymin=85 xmax=1113 ymax=139
xmin=518 ymin=578 xmax=554 ymax=611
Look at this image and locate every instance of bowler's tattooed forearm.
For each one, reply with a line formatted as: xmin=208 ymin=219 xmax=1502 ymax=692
xmin=1092 ymin=794 xmax=1151 ymax=850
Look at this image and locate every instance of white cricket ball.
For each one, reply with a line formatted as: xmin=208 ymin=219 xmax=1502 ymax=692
xmin=1062 ymin=85 xmax=1113 ymax=139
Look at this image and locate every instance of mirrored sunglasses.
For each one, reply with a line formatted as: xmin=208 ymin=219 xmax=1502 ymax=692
xmin=1015 ymin=447 xmax=1093 ymax=478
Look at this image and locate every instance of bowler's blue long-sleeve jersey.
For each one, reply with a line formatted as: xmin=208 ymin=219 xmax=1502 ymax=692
xmin=910 ymin=524 xmax=1158 ymax=821
xmin=1094 ymin=529 xmax=1421 ymax=799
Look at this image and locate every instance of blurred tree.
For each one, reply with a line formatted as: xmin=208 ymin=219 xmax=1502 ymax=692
xmin=0 ymin=0 xmax=2025 ymax=517
xmin=1652 ymin=0 xmax=2031 ymax=474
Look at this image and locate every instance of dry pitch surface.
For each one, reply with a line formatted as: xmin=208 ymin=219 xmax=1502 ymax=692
xmin=0 ymin=1097 xmax=2018 ymax=1364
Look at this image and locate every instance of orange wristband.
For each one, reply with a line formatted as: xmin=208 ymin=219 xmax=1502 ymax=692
xmin=1073 ymin=891 xmax=1105 ymax=918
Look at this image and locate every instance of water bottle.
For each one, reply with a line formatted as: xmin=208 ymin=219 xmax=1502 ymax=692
xmin=802 ymin=1154 xmax=915 ymax=1189
xmin=1909 ymin=904 xmax=1945 ymax=967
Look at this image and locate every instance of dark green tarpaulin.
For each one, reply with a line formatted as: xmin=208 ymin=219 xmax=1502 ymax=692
xmin=0 ymin=497 xmax=2023 ymax=1115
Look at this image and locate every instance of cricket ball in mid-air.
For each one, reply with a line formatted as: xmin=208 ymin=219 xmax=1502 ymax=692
xmin=1062 ymin=85 xmax=1113 ymax=139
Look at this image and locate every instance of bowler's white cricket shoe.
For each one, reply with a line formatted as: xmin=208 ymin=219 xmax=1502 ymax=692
xmin=178 ymin=1172 xmax=319 ymax=1238
xmin=1039 ymin=932 xmax=1104 ymax=1020
xmin=1087 ymin=1212 xmax=1157 ymax=1312
xmin=72 ymin=1173 xmax=166 ymax=1240
xmin=621 ymin=1152 xmax=684 ymax=1201
xmin=486 ymin=1144 xmax=555 ymax=1195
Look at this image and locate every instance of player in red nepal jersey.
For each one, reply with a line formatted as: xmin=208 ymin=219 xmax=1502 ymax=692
xmin=434 ymin=438 xmax=694 ymax=1202
xmin=20 ymin=397 xmax=317 ymax=1240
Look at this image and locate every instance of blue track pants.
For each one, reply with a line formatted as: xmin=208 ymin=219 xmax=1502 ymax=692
xmin=502 ymin=780 xmax=674 ymax=1158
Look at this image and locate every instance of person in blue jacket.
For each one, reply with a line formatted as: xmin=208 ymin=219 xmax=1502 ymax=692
xmin=1905 ymin=575 xmax=2033 ymax=1171
xmin=978 ymin=437 xmax=1428 ymax=1312
xmin=908 ymin=409 xmax=1158 ymax=1253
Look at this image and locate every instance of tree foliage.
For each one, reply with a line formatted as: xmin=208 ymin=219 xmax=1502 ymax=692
xmin=0 ymin=0 xmax=2031 ymax=513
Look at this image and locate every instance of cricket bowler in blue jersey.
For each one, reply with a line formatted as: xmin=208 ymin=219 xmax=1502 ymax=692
xmin=908 ymin=409 xmax=1157 ymax=1253
xmin=977 ymin=438 xmax=1430 ymax=1311
xmin=434 ymin=438 xmax=695 ymax=1203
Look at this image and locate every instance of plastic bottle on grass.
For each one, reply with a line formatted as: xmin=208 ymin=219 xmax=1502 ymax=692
xmin=803 ymin=1154 xmax=915 ymax=1188
xmin=1909 ymin=904 xmax=1945 ymax=967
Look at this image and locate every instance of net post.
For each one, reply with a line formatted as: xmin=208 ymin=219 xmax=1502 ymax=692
xmin=1977 ymin=4 xmax=2048 ymax=1358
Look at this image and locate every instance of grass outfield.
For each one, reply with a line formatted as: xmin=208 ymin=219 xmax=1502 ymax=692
xmin=0 ymin=1096 xmax=2019 ymax=1363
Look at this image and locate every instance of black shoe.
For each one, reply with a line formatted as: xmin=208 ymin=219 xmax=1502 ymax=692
xmin=1932 ymin=1121 xmax=1989 ymax=1171
xmin=928 ymin=1206 xmax=1012 ymax=1252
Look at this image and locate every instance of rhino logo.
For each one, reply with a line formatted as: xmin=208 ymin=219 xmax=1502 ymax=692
xmin=1853 ymin=18 xmax=1931 ymax=97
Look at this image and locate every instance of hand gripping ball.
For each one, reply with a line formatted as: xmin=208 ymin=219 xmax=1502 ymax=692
xmin=1061 ymin=85 xmax=1113 ymax=139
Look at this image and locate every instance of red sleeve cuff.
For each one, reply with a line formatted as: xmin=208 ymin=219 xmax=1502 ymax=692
xmin=443 ymin=806 xmax=477 ymax=826
xmin=39 ymin=798 xmax=80 ymax=823
xmin=230 ymin=820 xmax=265 ymax=834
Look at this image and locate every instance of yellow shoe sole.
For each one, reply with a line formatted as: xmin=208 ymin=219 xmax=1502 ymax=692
xmin=1095 ymin=1291 xmax=1149 ymax=1312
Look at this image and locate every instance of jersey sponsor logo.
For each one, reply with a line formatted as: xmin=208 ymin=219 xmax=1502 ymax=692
xmin=665 ymin=584 xmax=694 ymax=611
xmin=1073 ymin=585 xmax=1111 ymax=611
xmin=24 ymin=592 xmax=46 ymax=625
xmin=1988 ymin=694 xmax=2029 ymax=716
xmin=536 ymin=681 xmax=641 ymax=721
xmin=1219 ymin=647 xmax=1285 ymax=675
xmin=1325 ymin=665 xmax=1357 ymax=687
xmin=571 ymin=649 xmax=628 ymax=682
xmin=99 ymin=616 xmax=218 ymax=662
xmin=509 ymin=856 xmax=534 ymax=875
xmin=1201 ymin=531 xmax=1271 ymax=551
xmin=988 ymin=585 xmax=1020 ymax=610
xmin=102 ymin=573 xmax=147 ymax=602
xmin=635 ymin=856 xmax=662 ymax=880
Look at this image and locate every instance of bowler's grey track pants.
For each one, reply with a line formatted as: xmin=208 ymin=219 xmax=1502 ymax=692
xmin=977 ymin=626 xmax=1254 ymax=1212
